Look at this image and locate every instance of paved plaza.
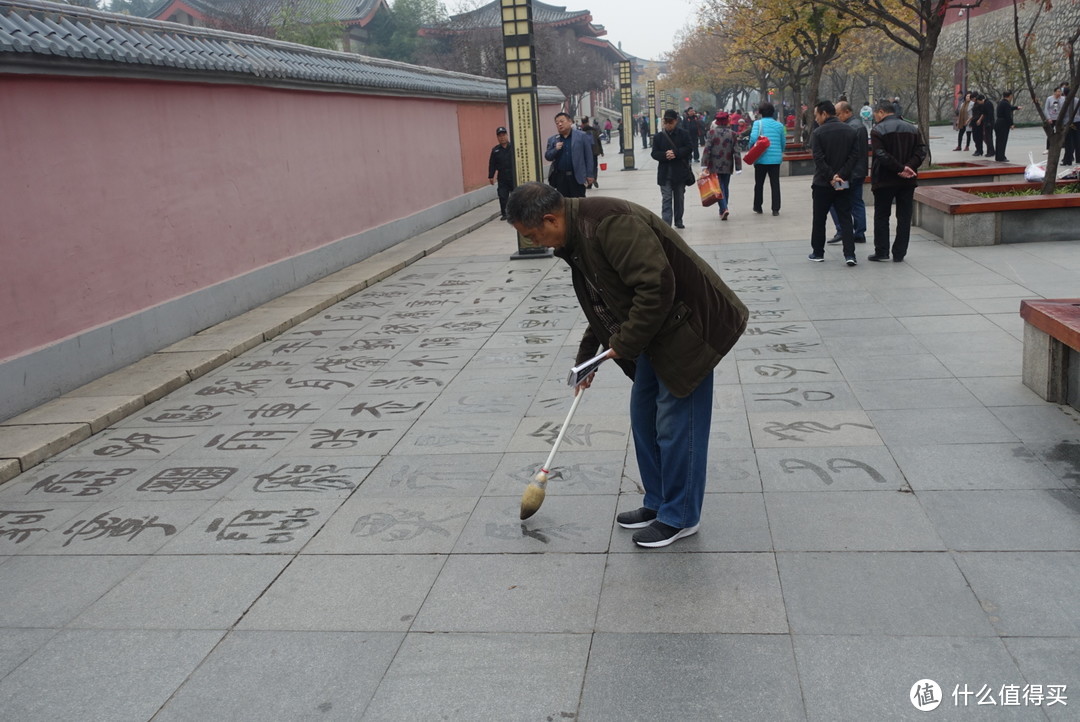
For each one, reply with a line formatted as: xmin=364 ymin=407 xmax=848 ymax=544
xmin=1 ymin=126 xmax=1078 ymax=720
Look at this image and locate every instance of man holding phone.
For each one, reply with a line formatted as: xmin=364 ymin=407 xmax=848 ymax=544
xmin=808 ymin=100 xmax=861 ymax=265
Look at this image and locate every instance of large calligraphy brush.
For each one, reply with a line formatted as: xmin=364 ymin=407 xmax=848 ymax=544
xmin=519 ymin=387 xmax=586 ymax=520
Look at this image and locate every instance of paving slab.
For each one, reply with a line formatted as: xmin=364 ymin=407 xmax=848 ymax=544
xmin=237 ymin=555 xmax=446 ymax=631
xmin=954 ymin=552 xmax=1080 ymax=637
xmin=0 ymin=555 xmax=147 ymax=627
xmin=580 ymin=634 xmax=804 ymax=721
xmin=362 ymin=633 xmax=590 ymax=722
xmin=155 ymin=631 xmax=403 ymax=721
xmin=918 ymin=490 xmax=1080 ymax=551
xmin=595 ymin=552 xmax=787 ymax=633
xmin=0 ymin=629 xmax=224 ymax=720
xmin=793 ymin=635 xmax=1032 ymax=720
xmin=68 ymin=555 xmax=290 ymax=629
xmin=776 ymin=552 xmax=996 ymax=636
xmin=412 ymin=553 xmax=605 ymax=633
xmin=765 ymin=490 xmax=946 ymax=551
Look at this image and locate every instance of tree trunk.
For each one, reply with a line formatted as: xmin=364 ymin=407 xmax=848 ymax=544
xmin=1041 ymin=128 xmax=1067 ymax=195
xmin=915 ymin=46 xmax=935 ymax=165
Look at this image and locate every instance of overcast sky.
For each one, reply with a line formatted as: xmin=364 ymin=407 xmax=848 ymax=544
xmin=580 ymin=0 xmax=696 ymax=60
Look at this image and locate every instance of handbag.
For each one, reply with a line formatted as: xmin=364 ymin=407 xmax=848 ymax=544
xmin=743 ymin=134 xmax=771 ymax=165
xmin=697 ymin=171 xmax=723 ymax=206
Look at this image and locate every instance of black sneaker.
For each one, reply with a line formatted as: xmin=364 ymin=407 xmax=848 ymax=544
xmin=808 ymin=254 xmax=824 ymax=262
xmin=772 ymin=210 xmax=780 ymax=216
xmin=827 ymin=234 xmax=842 ymax=244
xmin=617 ymin=507 xmax=657 ymax=529
xmin=753 ymin=207 xmax=763 ymax=214
xmin=632 ymin=520 xmax=700 ymax=548
xmin=675 ymin=223 xmax=685 ymax=229
xmin=854 ymin=236 xmax=866 ymax=243
xmin=845 ymin=257 xmax=857 ymax=266
xmin=867 ymin=254 xmax=890 ymax=262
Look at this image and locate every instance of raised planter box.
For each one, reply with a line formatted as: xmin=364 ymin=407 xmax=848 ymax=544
xmin=914 ymin=179 xmax=1080 ymax=246
xmin=915 ymin=161 xmax=1026 ymax=186
xmin=780 ymin=151 xmax=814 ymax=176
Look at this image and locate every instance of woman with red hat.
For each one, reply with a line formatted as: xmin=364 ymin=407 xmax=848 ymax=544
xmin=701 ymin=111 xmax=742 ymax=221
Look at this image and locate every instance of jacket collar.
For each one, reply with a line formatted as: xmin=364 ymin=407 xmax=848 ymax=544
xmin=558 ymin=198 xmax=581 ymax=257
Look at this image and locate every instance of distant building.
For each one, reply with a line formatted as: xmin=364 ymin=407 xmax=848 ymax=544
xmin=420 ymin=0 xmax=628 ymax=119
xmin=142 ymin=0 xmax=391 ymax=54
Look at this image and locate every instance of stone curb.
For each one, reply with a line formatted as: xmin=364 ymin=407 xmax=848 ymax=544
xmin=0 ymin=202 xmax=502 ymax=484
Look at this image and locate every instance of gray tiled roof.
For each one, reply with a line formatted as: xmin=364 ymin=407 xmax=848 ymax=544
xmin=143 ymin=0 xmax=386 ymax=25
xmin=0 ymin=0 xmax=564 ymax=102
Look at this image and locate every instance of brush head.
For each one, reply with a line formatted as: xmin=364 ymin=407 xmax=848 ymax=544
xmin=519 ymin=479 xmax=547 ymax=520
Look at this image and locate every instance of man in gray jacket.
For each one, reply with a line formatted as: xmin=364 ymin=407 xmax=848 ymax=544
xmin=827 ymin=101 xmax=869 ymax=246
xmin=506 ymin=182 xmax=748 ymax=548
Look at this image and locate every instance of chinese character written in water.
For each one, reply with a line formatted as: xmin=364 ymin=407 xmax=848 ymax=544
xmin=308 ymin=428 xmax=391 ymax=449
xmin=369 ymin=376 xmax=444 ymax=391
xmin=313 ymin=356 xmax=385 ymax=374
xmin=93 ymin=433 xmax=194 ymax=457
xmin=62 ymin=511 xmax=177 ymax=547
xmin=752 ymin=364 xmax=829 ymax=379
xmin=749 ymin=342 xmax=821 ymax=355
xmin=0 ymin=509 xmax=53 ymax=545
xmin=195 ymin=378 xmax=272 ymax=396
xmin=137 ymin=466 xmax=238 ymax=494
xmin=205 ymin=508 xmax=319 ymax=543
xmin=753 ymin=387 xmax=835 ymax=407
xmin=351 ymin=508 xmax=470 ymax=541
xmin=252 ymin=464 xmax=359 ymax=493
xmin=743 ymin=324 xmax=805 ymax=336
xmin=205 ymin=430 xmax=297 ymax=451
xmin=29 ymin=468 xmax=136 ymax=497
xmin=270 ymin=341 xmax=328 ymax=355
xmin=779 ymin=458 xmax=886 ymax=485
xmin=340 ymin=400 xmax=425 ymax=418
xmin=762 ymin=420 xmax=874 ymax=442
xmin=283 ymin=377 xmax=356 ymax=391
xmin=528 ymin=422 xmax=622 ymax=447
xmin=242 ymin=402 xmax=319 ymax=420
xmin=144 ymin=404 xmax=234 ymax=424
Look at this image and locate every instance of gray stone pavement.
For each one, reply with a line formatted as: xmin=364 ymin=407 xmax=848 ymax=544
xmin=1 ymin=125 xmax=1079 ymax=720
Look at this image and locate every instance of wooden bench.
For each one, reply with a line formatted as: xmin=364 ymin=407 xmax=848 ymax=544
xmin=1020 ymin=299 xmax=1080 ymax=410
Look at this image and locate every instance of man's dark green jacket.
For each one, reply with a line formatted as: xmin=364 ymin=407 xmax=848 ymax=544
xmin=555 ymin=197 xmax=748 ymax=397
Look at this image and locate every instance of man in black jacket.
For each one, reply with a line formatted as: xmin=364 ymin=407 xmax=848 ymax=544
xmin=808 ymin=100 xmax=861 ymax=265
xmin=970 ymin=93 xmax=987 ymax=156
xmin=994 ymin=91 xmax=1021 ymax=162
xmin=487 ymin=126 xmax=515 ymax=220
xmin=868 ymin=100 xmax=928 ymax=263
xmin=651 ymin=109 xmax=694 ymax=229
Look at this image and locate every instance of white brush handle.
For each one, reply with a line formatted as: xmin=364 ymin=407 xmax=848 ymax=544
xmin=540 ymin=388 xmax=585 ymax=473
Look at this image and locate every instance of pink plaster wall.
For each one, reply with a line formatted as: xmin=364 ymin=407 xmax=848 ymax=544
xmin=0 ymin=75 xmax=511 ymax=361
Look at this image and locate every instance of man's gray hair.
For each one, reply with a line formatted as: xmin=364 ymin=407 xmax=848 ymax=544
xmin=874 ymin=99 xmax=896 ymax=114
xmin=506 ymin=182 xmax=564 ymax=227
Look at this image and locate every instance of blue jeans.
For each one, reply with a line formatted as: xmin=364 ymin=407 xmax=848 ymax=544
xmin=630 ymin=353 xmax=713 ymax=529
xmin=659 ymin=181 xmax=686 ymax=226
xmin=716 ymin=173 xmax=731 ymax=214
xmin=830 ymin=177 xmax=866 ymax=237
